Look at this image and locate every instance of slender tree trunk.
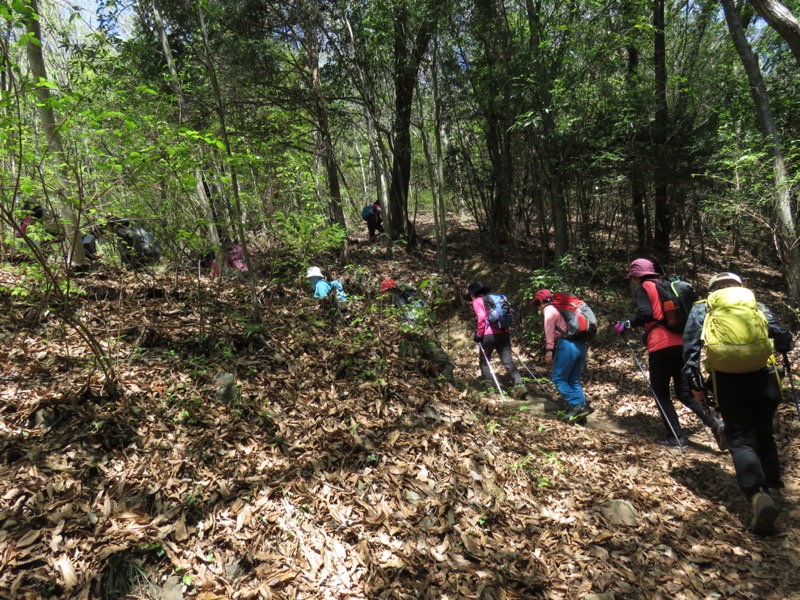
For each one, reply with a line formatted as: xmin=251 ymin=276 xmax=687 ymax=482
xmin=652 ymin=0 xmax=671 ymax=258
xmin=431 ymin=33 xmax=447 ymax=270
xmin=197 ymin=6 xmax=261 ymax=321
xmin=304 ymin=19 xmax=349 ymax=261
xmin=152 ymin=0 xmax=221 ymax=265
xmin=623 ymin=1 xmax=649 ymax=251
xmin=24 ymin=0 xmax=86 ymax=267
xmin=722 ymin=0 xmax=800 ymax=303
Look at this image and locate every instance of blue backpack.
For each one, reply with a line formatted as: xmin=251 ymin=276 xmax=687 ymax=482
xmin=361 ymin=205 xmax=374 ymax=221
xmin=482 ymin=294 xmax=514 ymax=329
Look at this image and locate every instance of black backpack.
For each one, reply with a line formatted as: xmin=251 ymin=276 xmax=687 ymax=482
xmin=361 ymin=205 xmax=374 ymax=221
xmin=655 ymin=278 xmax=698 ymax=333
xmin=131 ymin=227 xmax=161 ymax=262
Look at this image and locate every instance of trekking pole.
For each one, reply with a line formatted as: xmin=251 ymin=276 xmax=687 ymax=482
xmin=512 ymin=349 xmax=538 ymax=380
xmin=621 ymin=332 xmax=685 ymax=450
xmin=687 ymin=366 xmax=721 ymax=447
xmin=782 ymin=353 xmax=800 ymax=420
xmin=478 ymin=342 xmax=505 ymax=396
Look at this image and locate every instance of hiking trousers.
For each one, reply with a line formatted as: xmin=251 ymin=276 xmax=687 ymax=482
xmin=714 ymin=368 xmax=782 ymax=499
xmin=479 ymin=333 xmax=522 ymax=388
xmin=649 ymin=345 xmax=716 ymax=437
xmin=552 ymin=337 xmax=587 ymax=408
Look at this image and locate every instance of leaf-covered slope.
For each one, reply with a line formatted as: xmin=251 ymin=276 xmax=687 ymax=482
xmin=1 ymin=244 xmax=799 ymax=599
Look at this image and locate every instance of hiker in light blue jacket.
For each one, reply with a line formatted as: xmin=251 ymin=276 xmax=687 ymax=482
xmin=306 ymin=266 xmax=347 ymax=302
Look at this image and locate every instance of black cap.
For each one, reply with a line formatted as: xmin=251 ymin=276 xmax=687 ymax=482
xmin=465 ymin=281 xmax=490 ymax=298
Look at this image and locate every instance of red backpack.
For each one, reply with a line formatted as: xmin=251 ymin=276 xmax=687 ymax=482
xmin=552 ymin=292 xmax=598 ymax=340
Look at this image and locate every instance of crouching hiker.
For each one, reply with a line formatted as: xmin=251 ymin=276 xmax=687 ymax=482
xmin=306 ymin=266 xmax=347 ymax=302
xmin=465 ymin=281 xmax=523 ymax=395
xmin=683 ymin=272 xmax=794 ymax=534
xmin=531 ymin=289 xmax=592 ymax=423
xmin=380 ymin=278 xmax=431 ymax=326
xmin=106 ymin=218 xmax=161 ymax=269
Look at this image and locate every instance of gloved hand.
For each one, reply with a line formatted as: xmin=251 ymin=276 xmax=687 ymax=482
xmin=613 ymin=320 xmax=631 ymax=335
xmin=474 ymin=333 xmax=483 ymax=344
xmin=775 ymin=338 xmax=794 ymax=354
xmin=687 ymin=369 xmax=705 ymax=392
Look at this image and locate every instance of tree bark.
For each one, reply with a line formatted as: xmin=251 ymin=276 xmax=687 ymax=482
xmin=151 ymin=0 xmax=221 ymax=264
xmin=197 ymin=6 xmax=261 ymax=321
xmin=387 ymin=1 xmax=438 ymax=246
xmin=24 ymin=0 xmax=87 ymax=267
xmin=750 ymin=0 xmax=800 ymax=65
xmin=652 ymin=0 xmax=671 ymax=258
xmin=721 ymin=0 xmax=800 ymax=303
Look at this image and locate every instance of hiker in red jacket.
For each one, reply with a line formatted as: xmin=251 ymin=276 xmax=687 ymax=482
xmin=532 ymin=289 xmax=591 ymax=422
xmin=614 ymin=258 xmax=724 ymax=448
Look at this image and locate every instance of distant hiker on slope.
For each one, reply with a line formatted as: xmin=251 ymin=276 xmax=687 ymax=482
xmin=361 ymin=200 xmax=384 ymax=241
xmin=466 ymin=281 xmax=523 ymax=395
xmin=683 ymin=272 xmax=794 ymax=534
xmin=531 ymin=289 xmax=593 ymax=423
xmin=614 ymin=258 xmax=723 ymax=448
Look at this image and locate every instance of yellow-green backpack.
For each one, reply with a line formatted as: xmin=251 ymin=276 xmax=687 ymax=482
xmin=702 ymin=287 xmax=773 ymax=373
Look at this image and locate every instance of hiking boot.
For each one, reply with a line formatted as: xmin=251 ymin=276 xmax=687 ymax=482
xmin=768 ymin=488 xmax=784 ymax=512
xmin=655 ymin=435 xmax=688 ymax=449
xmin=562 ymin=404 xmax=591 ymax=422
xmin=512 ymin=385 xmax=529 ymax=399
xmin=711 ymin=419 xmax=729 ymax=452
xmin=750 ymin=491 xmax=779 ymax=534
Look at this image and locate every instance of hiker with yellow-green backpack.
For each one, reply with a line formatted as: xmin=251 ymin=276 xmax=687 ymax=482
xmin=682 ymin=272 xmax=794 ymax=535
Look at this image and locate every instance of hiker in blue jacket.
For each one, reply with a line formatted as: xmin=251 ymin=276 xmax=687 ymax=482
xmin=307 ymin=266 xmax=347 ymax=302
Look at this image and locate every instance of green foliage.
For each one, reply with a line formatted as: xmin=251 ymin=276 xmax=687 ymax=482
xmin=271 ymin=202 xmax=346 ymax=272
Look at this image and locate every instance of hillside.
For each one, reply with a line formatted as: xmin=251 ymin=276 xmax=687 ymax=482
xmin=1 ymin=224 xmax=799 ymax=600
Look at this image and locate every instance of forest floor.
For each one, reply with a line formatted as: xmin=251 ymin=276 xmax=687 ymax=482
xmin=1 ymin=218 xmax=800 ymax=600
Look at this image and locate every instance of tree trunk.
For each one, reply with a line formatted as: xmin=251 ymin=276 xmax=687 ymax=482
xmin=387 ymin=1 xmax=437 ymax=246
xmin=431 ymin=33 xmax=447 ymax=270
xmin=750 ymin=0 xmax=800 ymax=65
xmin=24 ymin=0 xmax=86 ymax=268
xmin=152 ymin=0 xmax=221 ymax=266
xmin=652 ymin=0 xmax=671 ymax=258
xmin=304 ymin=15 xmax=349 ymax=261
xmin=197 ymin=6 xmax=261 ymax=321
xmin=722 ymin=0 xmax=800 ymax=303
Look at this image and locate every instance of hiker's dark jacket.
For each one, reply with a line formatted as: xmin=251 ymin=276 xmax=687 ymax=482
xmin=682 ymin=295 xmax=793 ymax=378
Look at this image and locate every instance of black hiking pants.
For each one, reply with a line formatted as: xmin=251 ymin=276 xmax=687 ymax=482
xmin=479 ymin=332 xmax=522 ymax=389
xmin=368 ymin=218 xmax=384 ymax=239
xmin=714 ymin=368 xmax=782 ymax=499
xmin=649 ymin=345 xmax=716 ymax=437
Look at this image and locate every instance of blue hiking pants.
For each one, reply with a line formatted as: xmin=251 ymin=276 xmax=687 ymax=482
xmin=552 ymin=338 xmax=587 ymax=408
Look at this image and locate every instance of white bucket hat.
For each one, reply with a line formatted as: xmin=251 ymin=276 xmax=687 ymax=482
xmin=307 ymin=266 xmax=323 ymax=279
